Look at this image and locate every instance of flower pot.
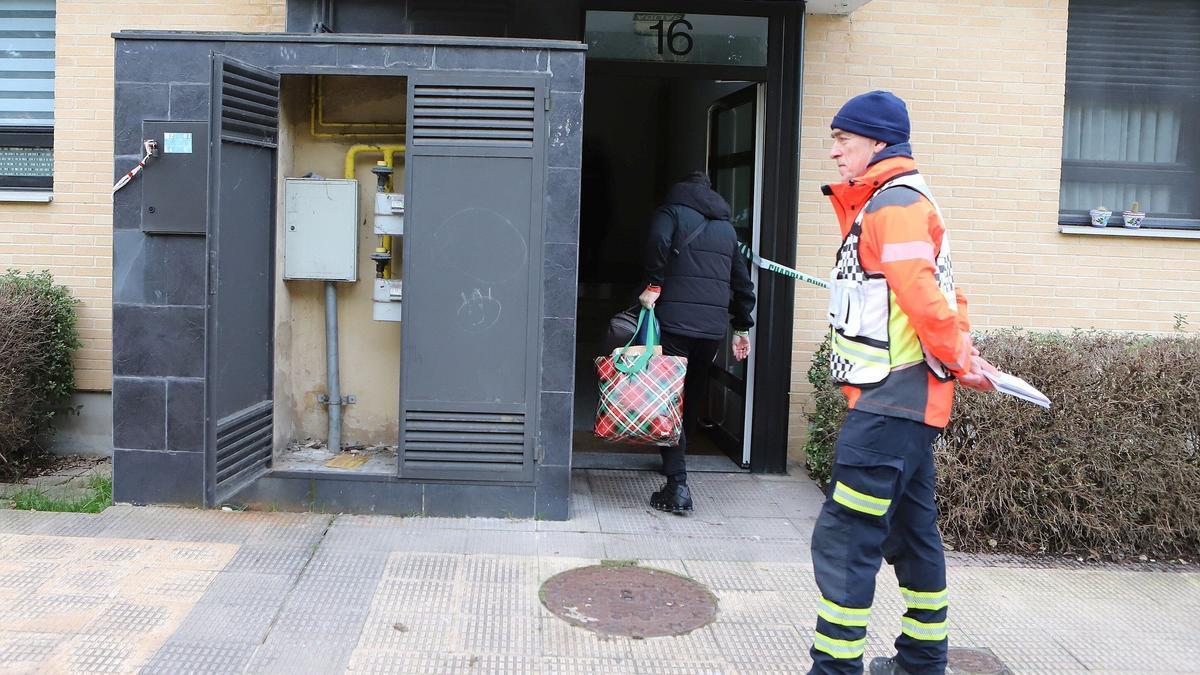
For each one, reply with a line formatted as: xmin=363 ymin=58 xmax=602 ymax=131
xmin=1088 ymin=208 xmax=1112 ymax=227
xmin=1122 ymin=211 xmax=1145 ymax=229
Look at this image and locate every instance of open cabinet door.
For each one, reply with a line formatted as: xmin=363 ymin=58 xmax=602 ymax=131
xmin=204 ymin=54 xmax=280 ymax=505
xmin=704 ymin=83 xmax=762 ymax=468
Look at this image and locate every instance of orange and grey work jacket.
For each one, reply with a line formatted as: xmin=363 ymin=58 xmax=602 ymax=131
xmin=822 ymin=156 xmax=973 ymax=428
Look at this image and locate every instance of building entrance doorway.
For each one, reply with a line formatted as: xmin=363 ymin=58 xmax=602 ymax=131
xmin=571 ymin=71 xmax=764 ymax=472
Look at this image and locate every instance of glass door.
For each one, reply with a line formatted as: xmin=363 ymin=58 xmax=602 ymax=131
xmin=703 ymin=83 xmax=762 ymax=467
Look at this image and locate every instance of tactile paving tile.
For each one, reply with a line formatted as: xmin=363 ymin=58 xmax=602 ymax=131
xmin=708 ymin=622 xmax=808 ymax=664
xmin=345 ymin=650 xmax=475 ymax=674
xmin=460 ymin=653 xmax=543 ymax=674
xmin=197 ymin=571 xmax=293 ymax=607
xmin=382 ymin=553 xmax=462 ymax=582
xmin=0 ymin=630 xmax=61 ymax=667
xmin=123 ymin=568 xmax=217 ymax=603
xmin=632 ymin=658 xmax=732 ymax=675
xmin=462 ymin=555 xmax=540 ymax=587
xmin=539 ymin=616 xmax=633 ymax=661
xmin=243 ymin=640 xmax=355 ymax=673
xmin=268 ymin=602 xmax=371 ymax=638
xmin=355 ymin=614 xmax=456 ymax=653
xmin=286 ymin=571 xmax=381 ymax=607
xmin=85 ymin=601 xmax=174 ymax=635
xmin=304 ymin=548 xmax=390 ymax=579
xmin=624 ymin=624 xmax=724 ymax=660
xmin=711 ymin=590 xmax=796 ymax=625
xmin=140 ymin=640 xmax=257 ymax=674
xmin=460 ymin=613 xmax=541 ymax=655
xmin=0 ymin=592 xmax=110 ymax=632
xmin=81 ymin=541 xmax=155 ymax=565
xmin=4 ymin=535 xmax=86 ymax=561
xmin=537 ymin=654 xmax=638 ymax=674
xmin=166 ymin=601 xmax=279 ymax=645
xmin=0 ymin=559 xmax=58 ymax=592
xmin=459 ymin=582 xmax=540 ymax=617
xmin=221 ymin=544 xmax=312 ymax=575
xmin=372 ymin=578 xmax=457 ymax=615
xmin=56 ymin=633 xmax=139 ymax=675
xmin=683 ymin=560 xmax=772 ymax=591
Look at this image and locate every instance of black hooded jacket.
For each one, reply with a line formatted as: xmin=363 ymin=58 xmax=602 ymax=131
xmin=644 ymin=173 xmax=756 ymax=340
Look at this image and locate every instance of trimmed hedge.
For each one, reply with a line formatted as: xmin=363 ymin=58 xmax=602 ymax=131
xmin=0 ymin=271 xmax=80 ymax=480
xmin=803 ymin=330 xmax=1200 ymax=558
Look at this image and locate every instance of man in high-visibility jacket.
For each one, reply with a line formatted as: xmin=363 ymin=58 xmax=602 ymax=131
xmin=807 ymin=91 xmax=998 ymax=675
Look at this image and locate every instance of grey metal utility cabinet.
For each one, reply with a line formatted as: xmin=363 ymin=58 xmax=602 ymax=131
xmin=111 ymin=32 xmax=585 ymax=519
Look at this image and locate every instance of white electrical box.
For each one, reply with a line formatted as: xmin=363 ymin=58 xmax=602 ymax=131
xmin=283 ymin=178 xmax=359 ymax=281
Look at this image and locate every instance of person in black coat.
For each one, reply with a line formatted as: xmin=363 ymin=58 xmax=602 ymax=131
xmin=638 ymin=171 xmax=756 ymax=514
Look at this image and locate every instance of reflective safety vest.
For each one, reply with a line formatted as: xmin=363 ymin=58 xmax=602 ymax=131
xmin=827 ymin=173 xmax=957 ymax=386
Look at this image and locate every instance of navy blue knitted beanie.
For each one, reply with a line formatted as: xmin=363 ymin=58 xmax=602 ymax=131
xmin=831 ymin=90 xmax=910 ymax=146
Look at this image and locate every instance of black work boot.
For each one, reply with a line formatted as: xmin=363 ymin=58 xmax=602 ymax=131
xmin=870 ymin=656 xmax=955 ymax=675
xmin=650 ymin=482 xmax=693 ymax=515
xmin=869 ymin=657 xmax=911 ymax=675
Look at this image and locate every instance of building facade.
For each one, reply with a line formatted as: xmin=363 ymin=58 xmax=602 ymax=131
xmin=1 ymin=0 xmax=1196 ymax=513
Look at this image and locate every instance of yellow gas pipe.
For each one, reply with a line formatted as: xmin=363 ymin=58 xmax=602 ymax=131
xmin=343 ymin=145 xmax=405 ymax=279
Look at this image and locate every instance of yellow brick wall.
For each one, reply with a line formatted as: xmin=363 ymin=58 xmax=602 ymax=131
xmin=0 ymin=1 xmax=286 ymax=391
xmin=789 ymin=0 xmax=1200 ymax=447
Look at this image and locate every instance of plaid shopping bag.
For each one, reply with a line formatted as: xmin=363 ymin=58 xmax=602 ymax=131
xmin=593 ymin=308 xmax=687 ymax=446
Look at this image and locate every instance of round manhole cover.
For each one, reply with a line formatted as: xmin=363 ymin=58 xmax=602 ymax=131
xmin=948 ymin=647 xmax=1010 ymax=674
xmin=540 ymin=564 xmax=718 ymax=638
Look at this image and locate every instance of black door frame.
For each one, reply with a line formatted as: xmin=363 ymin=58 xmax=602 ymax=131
xmin=579 ymin=0 xmax=802 ymax=473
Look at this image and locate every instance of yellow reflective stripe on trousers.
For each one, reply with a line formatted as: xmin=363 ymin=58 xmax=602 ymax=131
xmin=832 ymin=481 xmax=891 ymax=517
xmin=817 ymin=597 xmax=871 ymax=628
xmin=900 ymin=587 xmax=949 ymax=610
xmin=813 ymin=631 xmax=866 ymax=659
xmin=901 ymin=616 xmax=948 ymax=641
xmin=832 ymin=331 xmax=890 ymax=366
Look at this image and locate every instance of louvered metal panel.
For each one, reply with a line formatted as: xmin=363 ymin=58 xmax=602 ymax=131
xmin=411 ymin=84 xmax=538 ymax=147
xmin=215 ymin=401 xmax=273 ymax=487
xmin=206 ymin=54 xmax=280 ymax=506
xmin=402 ymin=411 xmax=527 ymax=476
xmin=1067 ymin=0 xmax=1200 ymax=91
xmin=219 ymin=59 xmax=280 ymax=147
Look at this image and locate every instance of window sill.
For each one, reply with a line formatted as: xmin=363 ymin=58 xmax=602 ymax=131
xmin=0 ymin=190 xmax=53 ymax=203
xmin=1059 ymin=225 xmax=1200 ymax=240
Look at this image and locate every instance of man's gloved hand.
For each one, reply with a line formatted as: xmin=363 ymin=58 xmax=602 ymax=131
xmin=639 ymin=285 xmax=661 ymax=309
xmin=732 ymin=332 xmax=751 ymax=362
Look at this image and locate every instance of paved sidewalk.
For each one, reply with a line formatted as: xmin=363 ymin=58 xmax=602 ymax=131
xmin=1 ymin=469 xmax=1197 ymax=673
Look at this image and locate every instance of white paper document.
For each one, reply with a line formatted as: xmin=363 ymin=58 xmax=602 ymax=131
xmin=981 ymin=370 xmax=1051 ymax=408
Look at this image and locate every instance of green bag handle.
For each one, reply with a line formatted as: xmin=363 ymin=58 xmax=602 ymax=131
xmin=614 ymin=307 xmax=660 ymax=375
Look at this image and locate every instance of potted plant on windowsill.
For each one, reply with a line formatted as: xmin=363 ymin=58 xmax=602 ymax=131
xmin=1122 ymin=200 xmax=1145 ymax=229
xmin=1089 ymin=205 xmax=1112 ymax=228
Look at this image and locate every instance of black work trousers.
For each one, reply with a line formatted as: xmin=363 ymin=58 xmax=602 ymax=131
xmin=657 ymin=330 xmax=721 ymax=485
xmin=808 ymin=410 xmax=948 ymax=674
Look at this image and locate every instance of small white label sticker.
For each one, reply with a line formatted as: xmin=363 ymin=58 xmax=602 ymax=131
xmin=163 ymin=132 xmax=193 ymax=154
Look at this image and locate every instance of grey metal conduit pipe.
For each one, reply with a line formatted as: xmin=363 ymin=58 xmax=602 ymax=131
xmin=325 ymin=281 xmax=341 ymax=452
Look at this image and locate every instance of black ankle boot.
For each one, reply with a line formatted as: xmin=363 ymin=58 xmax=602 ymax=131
xmin=650 ymin=482 xmax=693 ymax=514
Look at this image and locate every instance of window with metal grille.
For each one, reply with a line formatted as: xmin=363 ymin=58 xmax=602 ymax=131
xmin=0 ymin=0 xmax=54 ymax=192
xmin=1059 ymin=0 xmax=1200 ymax=230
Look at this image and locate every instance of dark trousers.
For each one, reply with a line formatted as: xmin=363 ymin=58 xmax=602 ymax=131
xmin=808 ymin=410 xmax=948 ymax=675
xmin=658 ymin=330 xmax=721 ymax=484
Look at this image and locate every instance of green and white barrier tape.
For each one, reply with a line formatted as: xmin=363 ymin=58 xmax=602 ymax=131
xmin=739 ymin=242 xmax=828 ymax=289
